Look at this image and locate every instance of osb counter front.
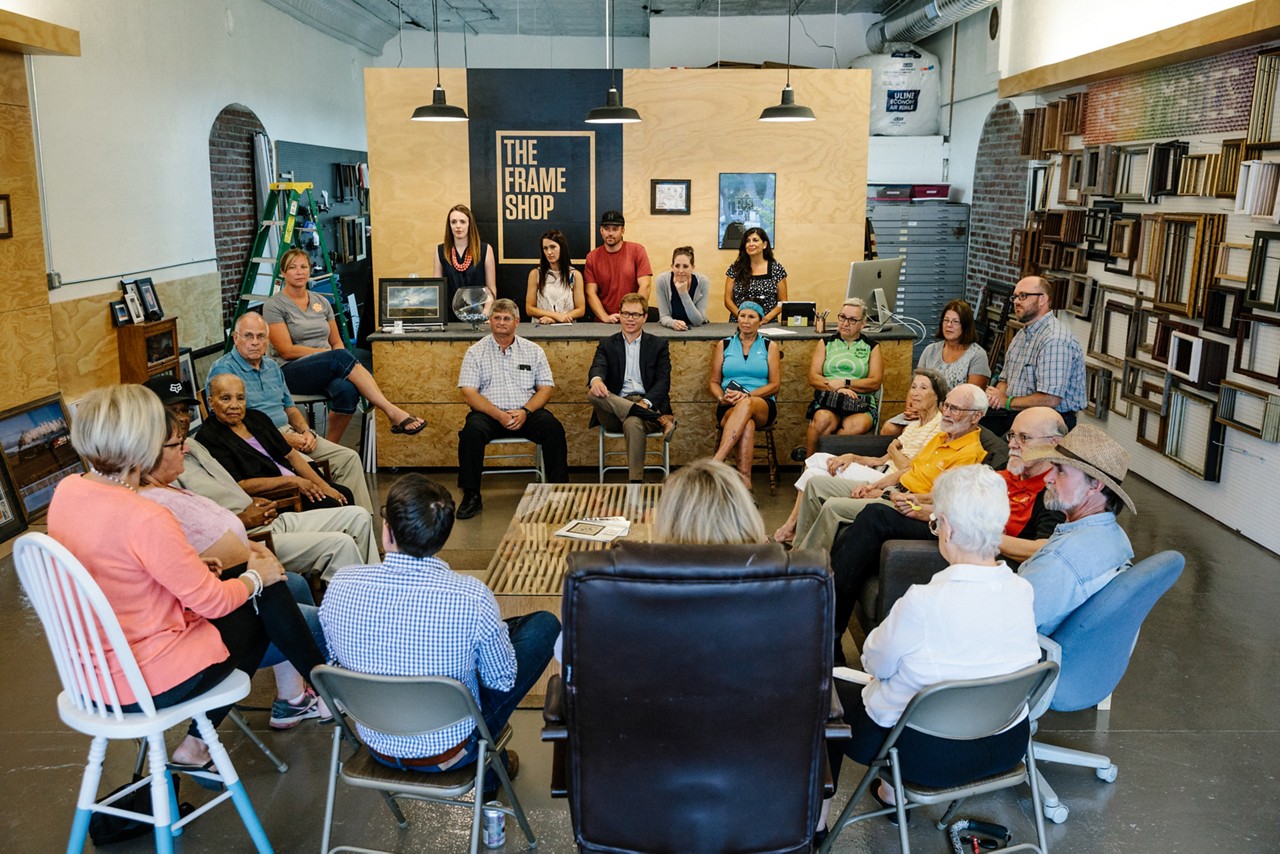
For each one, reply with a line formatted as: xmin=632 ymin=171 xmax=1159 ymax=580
xmin=370 ymin=323 xmax=913 ymax=469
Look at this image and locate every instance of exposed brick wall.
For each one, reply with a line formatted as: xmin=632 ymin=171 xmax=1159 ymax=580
xmin=1083 ymin=46 xmax=1256 ymax=145
xmin=965 ymin=100 xmax=1024 ymax=307
xmin=208 ymin=105 xmax=267 ymax=330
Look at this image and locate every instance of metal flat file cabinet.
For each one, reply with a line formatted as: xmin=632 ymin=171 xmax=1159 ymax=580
xmin=867 ymin=202 xmax=969 ymax=364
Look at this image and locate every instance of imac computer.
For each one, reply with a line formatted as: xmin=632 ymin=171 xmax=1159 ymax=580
xmin=845 ymin=257 xmax=902 ymax=330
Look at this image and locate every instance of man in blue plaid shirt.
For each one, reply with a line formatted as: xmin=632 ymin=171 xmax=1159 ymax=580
xmin=319 ymin=474 xmax=559 ymax=791
xmin=983 ymin=276 xmax=1085 ymax=437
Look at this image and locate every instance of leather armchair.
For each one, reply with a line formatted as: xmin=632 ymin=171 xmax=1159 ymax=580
xmin=542 ymin=542 xmax=849 ymax=854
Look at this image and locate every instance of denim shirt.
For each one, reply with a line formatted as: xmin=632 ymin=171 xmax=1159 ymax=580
xmin=1019 ymin=512 xmax=1133 ymax=635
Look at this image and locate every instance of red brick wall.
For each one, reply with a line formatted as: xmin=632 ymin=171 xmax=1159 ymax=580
xmin=965 ymin=100 xmax=1024 ymax=306
xmin=208 ymin=105 xmax=267 ymax=329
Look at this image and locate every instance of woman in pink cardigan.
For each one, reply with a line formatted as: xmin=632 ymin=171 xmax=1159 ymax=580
xmin=47 ymin=384 xmax=325 ymax=782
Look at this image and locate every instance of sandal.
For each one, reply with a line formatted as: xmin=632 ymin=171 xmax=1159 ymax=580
xmin=390 ymin=415 xmax=427 ymax=435
xmin=166 ymin=759 xmax=225 ymax=793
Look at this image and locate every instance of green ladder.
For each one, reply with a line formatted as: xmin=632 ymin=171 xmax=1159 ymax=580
xmin=225 ymin=181 xmax=353 ymax=352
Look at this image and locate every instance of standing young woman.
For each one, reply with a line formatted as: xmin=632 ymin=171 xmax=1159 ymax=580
xmin=433 ymin=203 xmax=497 ymax=319
xmin=723 ymin=227 xmax=788 ymax=324
xmin=264 ymin=249 xmax=425 ymax=440
xmin=654 ymin=245 xmax=710 ymax=330
xmin=708 ymin=301 xmax=781 ymax=489
xmin=525 ymin=229 xmax=585 ymax=324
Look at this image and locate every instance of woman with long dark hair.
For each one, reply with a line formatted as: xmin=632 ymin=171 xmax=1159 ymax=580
xmin=525 ymin=229 xmax=584 ymax=324
xmin=433 ymin=203 xmax=497 ymax=319
xmin=723 ymin=227 xmax=788 ymax=323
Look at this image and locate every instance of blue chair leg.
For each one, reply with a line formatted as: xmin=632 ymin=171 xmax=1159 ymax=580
xmin=66 ymin=735 xmax=107 ymax=854
xmin=228 ymin=781 xmax=274 ymax=853
xmin=66 ymin=808 xmax=92 ymax=854
xmin=148 ymin=734 xmax=175 ymax=853
xmin=166 ymin=768 xmax=183 ymax=839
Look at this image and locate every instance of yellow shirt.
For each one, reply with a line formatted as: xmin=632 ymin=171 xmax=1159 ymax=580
xmin=899 ymin=428 xmax=987 ymax=494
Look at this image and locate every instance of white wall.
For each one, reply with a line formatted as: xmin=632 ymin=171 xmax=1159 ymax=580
xmin=391 ymin=28 xmax=649 ymax=70
xmin=12 ymin=0 xmax=396 ymax=299
xmin=649 ymin=13 xmax=878 ymax=69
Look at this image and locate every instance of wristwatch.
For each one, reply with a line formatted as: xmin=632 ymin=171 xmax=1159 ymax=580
xmin=844 ymin=379 xmax=851 ymax=389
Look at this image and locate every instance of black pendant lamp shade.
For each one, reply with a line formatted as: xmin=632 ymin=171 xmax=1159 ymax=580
xmin=412 ymin=0 xmax=469 ymax=122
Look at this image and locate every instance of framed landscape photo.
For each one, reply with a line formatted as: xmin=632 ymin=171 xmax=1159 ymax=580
xmin=0 ymin=463 xmax=25 ymax=542
xmin=650 ymin=179 xmax=691 ymax=215
xmin=0 ymin=393 xmax=86 ymax=521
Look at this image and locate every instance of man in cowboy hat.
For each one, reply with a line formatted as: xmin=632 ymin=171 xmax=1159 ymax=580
xmin=1019 ymin=423 xmax=1136 ymax=635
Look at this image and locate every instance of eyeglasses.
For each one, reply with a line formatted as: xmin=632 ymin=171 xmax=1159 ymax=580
xmin=237 ymin=332 xmax=269 ymax=341
xmin=941 ymin=318 xmax=962 ymax=325
xmin=941 ymin=401 xmax=981 ymax=415
xmin=1011 ymin=291 xmax=1046 ymax=302
xmin=837 ymin=314 xmax=864 ymax=324
xmin=618 ymin=311 xmax=645 ymax=319
xmin=1009 ymin=432 xmax=1057 ymax=445
xmin=162 ymin=439 xmax=186 ymax=450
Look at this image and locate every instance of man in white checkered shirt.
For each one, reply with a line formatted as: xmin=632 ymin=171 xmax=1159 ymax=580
xmin=983 ymin=276 xmax=1086 ymax=437
xmin=455 ymin=298 xmax=569 ymax=519
xmin=319 ymin=474 xmax=559 ymax=792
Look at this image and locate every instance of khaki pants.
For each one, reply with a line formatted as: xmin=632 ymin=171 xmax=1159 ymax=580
xmin=591 ymin=393 xmax=660 ymax=481
xmin=794 ymin=475 xmax=891 ymax=552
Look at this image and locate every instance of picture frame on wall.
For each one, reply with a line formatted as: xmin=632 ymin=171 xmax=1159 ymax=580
xmin=0 ymin=393 xmax=86 ymax=521
xmin=177 ymin=348 xmax=202 ymax=432
xmin=0 ymin=194 xmax=11 ymax=240
xmin=650 ymin=179 xmax=691 ymax=216
xmin=0 ymin=463 xmax=26 ymax=542
xmin=109 ymin=300 xmax=131 ymax=327
xmin=718 ymin=173 xmax=776 ymax=250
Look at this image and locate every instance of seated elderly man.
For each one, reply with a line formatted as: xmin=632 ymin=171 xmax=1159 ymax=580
xmin=209 ymin=312 xmax=373 ymax=514
xmin=142 ymin=377 xmax=378 ymax=581
xmin=1018 ymin=424 xmax=1136 ymax=634
xmin=826 ymin=406 xmax=1068 ymax=656
xmin=792 ymin=383 xmax=990 ymax=552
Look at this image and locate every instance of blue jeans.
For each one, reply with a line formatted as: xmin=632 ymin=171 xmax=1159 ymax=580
xmin=281 ymin=349 xmax=365 ymax=414
xmin=372 ymin=611 xmax=561 ymax=784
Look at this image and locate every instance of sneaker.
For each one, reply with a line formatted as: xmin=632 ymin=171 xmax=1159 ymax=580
xmin=270 ymin=692 xmax=320 ymax=730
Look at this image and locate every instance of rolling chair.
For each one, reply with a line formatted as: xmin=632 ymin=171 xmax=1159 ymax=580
xmin=1029 ymin=550 xmax=1185 ymax=823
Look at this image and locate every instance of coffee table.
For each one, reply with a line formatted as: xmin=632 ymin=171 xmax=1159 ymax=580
xmin=486 ymin=482 xmax=663 ymax=705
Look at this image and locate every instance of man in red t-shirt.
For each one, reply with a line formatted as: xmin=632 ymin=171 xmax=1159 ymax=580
xmin=584 ymin=210 xmax=653 ymax=323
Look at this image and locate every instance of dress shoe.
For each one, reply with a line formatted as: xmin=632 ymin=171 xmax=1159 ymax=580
xmin=456 ymin=491 xmax=483 ymax=519
xmin=657 ymin=414 xmax=677 ymax=438
xmin=870 ymin=779 xmax=909 ymax=825
xmin=790 ymin=445 xmax=807 ymax=462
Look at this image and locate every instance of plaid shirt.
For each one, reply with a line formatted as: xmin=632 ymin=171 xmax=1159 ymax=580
xmin=457 ymin=334 xmax=555 ymax=411
xmin=318 ymin=552 xmax=516 ymax=757
xmin=1000 ymin=312 xmax=1086 ymax=413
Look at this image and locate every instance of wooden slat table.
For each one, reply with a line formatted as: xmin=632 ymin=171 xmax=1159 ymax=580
xmin=486 ymin=482 xmax=663 ymax=705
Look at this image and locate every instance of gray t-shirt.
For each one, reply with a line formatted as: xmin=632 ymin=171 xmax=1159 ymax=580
xmin=917 ymin=341 xmax=991 ymax=390
xmin=264 ymin=290 xmax=333 ymax=351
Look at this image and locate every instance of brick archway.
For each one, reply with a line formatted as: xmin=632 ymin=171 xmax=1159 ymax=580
xmin=209 ymin=105 xmax=267 ymax=330
xmin=965 ymin=100 xmax=1025 ymax=303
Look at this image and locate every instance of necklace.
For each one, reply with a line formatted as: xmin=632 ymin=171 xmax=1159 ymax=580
xmin=450 ymin=245 xmax=472 ymax=272
xmin=89 ymin=467 xmax=136 ymax=492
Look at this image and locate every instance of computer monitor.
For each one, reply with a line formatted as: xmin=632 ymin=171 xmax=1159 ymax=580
xmin=845 ymin=257 xmax=902 ymax=330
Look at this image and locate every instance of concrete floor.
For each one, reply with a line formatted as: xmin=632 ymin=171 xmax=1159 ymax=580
xmin=2 ymin=464 xmax=1278 ymax=853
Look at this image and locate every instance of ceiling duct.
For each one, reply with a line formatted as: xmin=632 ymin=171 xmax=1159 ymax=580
xmin=260 ymin=0 xmax=400 ymax=56
xmin=866 ymin=0 xmax=996 ymax=53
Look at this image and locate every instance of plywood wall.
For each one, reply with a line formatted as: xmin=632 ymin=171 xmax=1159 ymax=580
xmin=621 ymin=68 xmax=869 ymax=320
xmin=0 ymin=50 xmax=58 ymax=411
xmin=365 ymin=67 xmax=870 ymax=320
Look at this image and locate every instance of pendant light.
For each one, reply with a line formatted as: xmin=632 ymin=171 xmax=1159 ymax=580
xmin=412 ymin=0 xmax=468 ymax=122
xmin=586 ymin=0 xmax=641 ymax=124
xmin=759 ymin=0 xmax=816 ymax=123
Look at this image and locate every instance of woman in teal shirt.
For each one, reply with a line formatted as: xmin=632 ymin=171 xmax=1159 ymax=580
xmin=801 ymin=298 xmax=882 ymax=456
xmin=708 ymin=302 xmax=781 ymax=490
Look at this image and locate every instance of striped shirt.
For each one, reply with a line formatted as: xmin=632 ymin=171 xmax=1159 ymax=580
xmin=318 ymin=552 xmax=516 ymax=757
xmin=457 ymin=334 xmax=555 ymax=412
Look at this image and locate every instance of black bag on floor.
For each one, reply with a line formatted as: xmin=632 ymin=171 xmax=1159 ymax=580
xmin=89 ymin=774 xmax=194 ymax=846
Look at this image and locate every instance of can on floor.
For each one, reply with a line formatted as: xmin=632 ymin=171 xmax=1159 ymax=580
xmin=482 ymin=801 xmax=506 ymax=848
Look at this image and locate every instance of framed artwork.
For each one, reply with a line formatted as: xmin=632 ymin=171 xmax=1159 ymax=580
xmin=109 ymin=300 xmax=131 ymax=327
xmin=0 ymin=393 xmax=86 ymax=521
xmin=135 ymin=277 xmax=163 ymax=321
xmin=718 ymin=173 xmax=775 ymax=250
xmin=0 ymin=462 xmax=25 ymax=542
xmin=178 ymin=348 xmax=202 ymax=432
xmin=121 ymin=280 xmax=146 ymax=323
xmin=0 ymin=194 xmax=10 ymax=239
xmin=650 ymin=180 xmax=691 ymax=216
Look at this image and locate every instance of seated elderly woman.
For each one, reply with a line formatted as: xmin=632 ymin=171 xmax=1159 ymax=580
xmin=262 ymin=249 xmax=425 ymax=442
xmin=47 ymin=385 xmax=327 ymax=785
xmin=198 ymin=373 xmax=352 ymax=512
xmin=773 ymin=368 xmax=947 ymax=545
xmin=817 ymin=465 xmax=1041 ymax=835
xmin=140 ymin=407 xmax=328 ymax=730
xmin=653 ymin=457 xmax=768 ymax=545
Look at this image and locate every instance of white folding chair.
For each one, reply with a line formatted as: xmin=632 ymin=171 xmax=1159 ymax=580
xmin=311 ymin=665 xmax=536 ymax=854
xmin=13 ymin=532 xmax=273 ymax=854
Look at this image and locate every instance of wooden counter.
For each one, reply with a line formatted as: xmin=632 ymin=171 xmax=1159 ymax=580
xmin=370 ymin=322 xmax=915 ymax=470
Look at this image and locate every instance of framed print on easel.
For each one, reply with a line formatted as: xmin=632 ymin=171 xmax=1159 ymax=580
xmin=0 ymin=393 xmax=86 ymax=521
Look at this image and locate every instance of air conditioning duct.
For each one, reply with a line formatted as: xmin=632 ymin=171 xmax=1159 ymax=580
xmin=866 ymin=0 xmax=998 ymax=54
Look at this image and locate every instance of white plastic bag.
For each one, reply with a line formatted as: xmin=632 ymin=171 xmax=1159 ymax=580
xmin=851 ymin=42 xmax=941 ymax=136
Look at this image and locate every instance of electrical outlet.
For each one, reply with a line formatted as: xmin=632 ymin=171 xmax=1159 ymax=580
xmin=47 ymin=271 xmax=62 ymax=290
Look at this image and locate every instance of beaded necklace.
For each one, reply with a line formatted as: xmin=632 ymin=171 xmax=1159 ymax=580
xmin=89 ymin=467 xmax=136 ymax=492
xmin=450 ymin=244 xmax=472 ymax=272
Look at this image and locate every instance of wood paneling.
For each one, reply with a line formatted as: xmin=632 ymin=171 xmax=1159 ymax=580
xmin=0 ymin=305 xmax=58 ymax=410
xmin=621 ymin=68 xmax=869 ymax=317
xmin=0 ymin=102 xmax=48 ymax=314
xmin=0 ymin=9 xmax=80 ymax=57
xmin=0 ymin=50 xmax=27 ymax=106
xmin=157 ymin=272 xmax=223 ymax=351
xmin=50 ymin=291 xmax=119 ymax=398
xmin=999 ymin=1 xmax=1280 ymax=98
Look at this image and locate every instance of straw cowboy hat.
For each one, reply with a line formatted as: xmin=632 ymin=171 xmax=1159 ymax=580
xmin=1022 ymin=423 xmax=1136 ymax=514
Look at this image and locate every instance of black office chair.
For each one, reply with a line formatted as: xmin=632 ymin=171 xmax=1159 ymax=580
xmin=542 ymin=542 xmax=848 ymax=854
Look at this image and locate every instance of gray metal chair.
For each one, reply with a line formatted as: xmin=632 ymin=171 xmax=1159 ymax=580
xmin=596 ymin=422 xmax=674 ymax=481
xmin=310 ymin=665 xmax=535 ymax=854
xmin=821 ymin=661 xmax=1059 ymax=854
xmin=481 ymin=436 xmax=546 ymax=482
